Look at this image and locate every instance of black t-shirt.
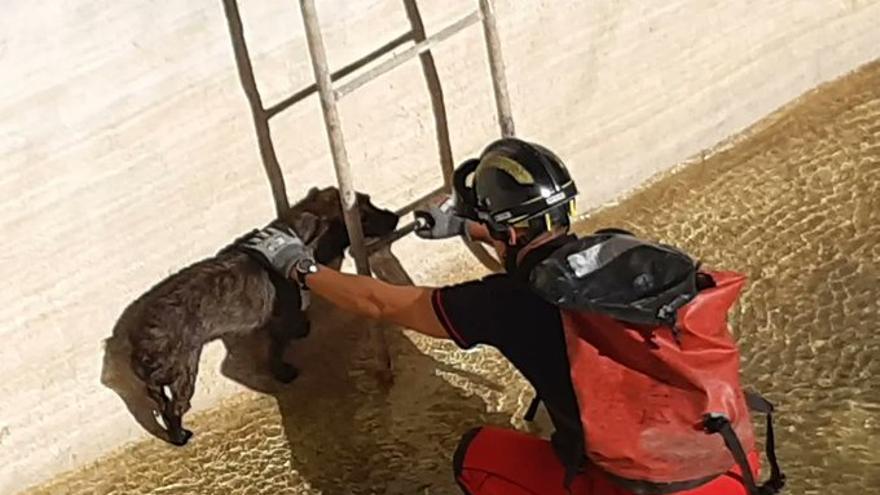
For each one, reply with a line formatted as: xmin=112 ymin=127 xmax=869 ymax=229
xmin=431 ymin=236 xmax=585 ymax=467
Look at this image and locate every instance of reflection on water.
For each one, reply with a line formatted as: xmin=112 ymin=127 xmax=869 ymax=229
xmin=26 ymin=60 xmax=880 ymax=494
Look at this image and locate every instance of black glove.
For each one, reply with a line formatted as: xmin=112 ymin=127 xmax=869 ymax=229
xmin=236 ymin=225 xmax=317 ymax=283
xmin=414 ymin=196 xmax=468 ymax=240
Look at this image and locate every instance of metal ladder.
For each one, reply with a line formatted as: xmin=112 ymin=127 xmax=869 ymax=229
xmin=223 ymin=0 xmax=515 ymax=373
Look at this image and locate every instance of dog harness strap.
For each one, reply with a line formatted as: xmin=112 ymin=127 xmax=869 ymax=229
xmin=300 ymin=287 xmax=311 ymax=310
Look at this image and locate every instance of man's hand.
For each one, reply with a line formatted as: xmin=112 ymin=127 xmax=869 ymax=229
xmin=415 ymin=197 xmax=468 ymax=240
xmin=237 ymin=225 xmax=315 ymax=279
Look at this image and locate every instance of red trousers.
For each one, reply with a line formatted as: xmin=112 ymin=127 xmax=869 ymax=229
xmin=454 ymin=427 xmax=760 ymax=495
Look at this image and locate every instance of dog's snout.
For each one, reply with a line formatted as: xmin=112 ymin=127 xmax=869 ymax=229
xmin=357 ymin=196 xmax=399 ymax=238
xmin=373 ymin=209 xmax=400 ymax=234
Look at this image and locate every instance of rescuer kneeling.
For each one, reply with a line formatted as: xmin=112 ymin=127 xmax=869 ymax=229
xmin=237 ymin=137 xmax=785 ymax=495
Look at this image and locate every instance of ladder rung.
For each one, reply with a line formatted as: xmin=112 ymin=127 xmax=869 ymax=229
xmin=265 ymin=31 xmax=414 ymax=119
xmin=334 ymin=10 xmax=481 ymax=99
xmin=365 ymin=219 xmax=419 ymax=255
xmin=392 ymin=184 xmax=447 ymax=217
xmin=364 ymin=185 xmax=447 ymax=254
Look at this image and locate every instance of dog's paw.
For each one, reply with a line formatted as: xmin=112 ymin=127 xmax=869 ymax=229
xmin=292 ymin=321 xmax=311 ymax=340
xmin=270 ymin=362 xmax=300 ymax=383
xmin=169 ymin=428 xmax=193 ymax=446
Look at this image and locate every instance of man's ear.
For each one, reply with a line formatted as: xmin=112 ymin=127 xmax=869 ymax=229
xmin=292 ymin=211 xmax=320 ymax=242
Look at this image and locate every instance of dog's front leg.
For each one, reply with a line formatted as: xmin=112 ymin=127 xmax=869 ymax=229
xmin=162 ymin=409 xmax=193 ymax=446
xmin=146 ymin=382 xmax=191 ymax=446
xmin=163 ymin=350 xmax=200 ymax=446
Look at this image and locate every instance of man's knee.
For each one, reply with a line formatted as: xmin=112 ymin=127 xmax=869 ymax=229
xmin=452 ymin=426 xmax=569 ymax=495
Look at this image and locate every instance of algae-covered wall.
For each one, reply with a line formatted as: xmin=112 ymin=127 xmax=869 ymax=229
xmin=2 ymin=0 xmax=879 ymax=491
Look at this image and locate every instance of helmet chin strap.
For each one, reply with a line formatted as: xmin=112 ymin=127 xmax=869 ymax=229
xmin=503 ymin=227 xmax=527 ymax=277
xmin=504 ymin=244 xmax=522 ymax=275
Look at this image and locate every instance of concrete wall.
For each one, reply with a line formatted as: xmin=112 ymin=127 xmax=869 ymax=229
xmin=1 ymin=0 xmax=878 ymax=491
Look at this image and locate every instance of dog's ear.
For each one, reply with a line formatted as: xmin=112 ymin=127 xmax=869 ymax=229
xmin=292 ymin=211 xmax=321 ymax=243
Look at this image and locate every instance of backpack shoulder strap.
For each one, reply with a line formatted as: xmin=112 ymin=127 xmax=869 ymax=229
xmin=745 ymin=391 xmax=786 ymax=493
xmin=523 ymin=394 xmax=542 ymax=422
xmin=704 ymin=391 xmax=786 ymax=495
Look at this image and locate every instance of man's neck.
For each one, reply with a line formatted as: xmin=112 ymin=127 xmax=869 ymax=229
xmin=507 ymin=229 xmax=574 ymax=280
xmin=515 ymin=229 xmax=569 ymax=265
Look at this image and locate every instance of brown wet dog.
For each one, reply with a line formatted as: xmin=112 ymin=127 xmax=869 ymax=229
xmin=128 ymin=187 xmax=398 ymax=446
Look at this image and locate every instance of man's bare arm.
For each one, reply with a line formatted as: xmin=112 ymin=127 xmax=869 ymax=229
xmin=304 ymin=267 xmax=450 ymax=340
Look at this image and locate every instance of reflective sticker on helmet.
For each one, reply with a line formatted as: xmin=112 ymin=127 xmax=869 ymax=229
xmin=494 ymin=211 xmax=513 ymax=222
xmin=546 ymin=191 xmax=567 ymax=204
xmin=481 ymin=154 xmax=535 ymax=185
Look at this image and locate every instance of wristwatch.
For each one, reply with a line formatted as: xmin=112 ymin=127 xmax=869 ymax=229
xmin=292 ymin=258 xmax=319 ymax=288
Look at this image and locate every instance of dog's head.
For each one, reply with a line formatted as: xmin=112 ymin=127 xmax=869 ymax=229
xmin=281 ymin=187 xmax=399 ymax=264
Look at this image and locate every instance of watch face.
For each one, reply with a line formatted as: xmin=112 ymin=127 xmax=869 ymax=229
xmin=292 ymin=259 xmax=316 ymax=287
xmin=296 ymin=259 xmax=317 ymax=274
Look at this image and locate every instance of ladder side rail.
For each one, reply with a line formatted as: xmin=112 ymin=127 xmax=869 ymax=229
xmin=478 ymin=0 xmax=515 ymax=137
xmin=222 ymin=0 xmax=290 ymax=214
xmin=299 ymin=0 xmax=392 ymax=373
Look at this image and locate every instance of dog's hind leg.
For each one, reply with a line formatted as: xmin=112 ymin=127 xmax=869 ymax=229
xmin=266 ymin=273 xmax=308 ymax=383
xmin=267 ymin=315 xmax=302 ymax=383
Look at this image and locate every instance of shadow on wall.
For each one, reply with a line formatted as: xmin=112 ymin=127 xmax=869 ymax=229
xmin=220 ymin=307 xmax=509 ymax=493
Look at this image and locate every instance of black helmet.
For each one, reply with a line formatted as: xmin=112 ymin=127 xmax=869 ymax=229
xmin=453 ymin=138 xmax=577 ymax=241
